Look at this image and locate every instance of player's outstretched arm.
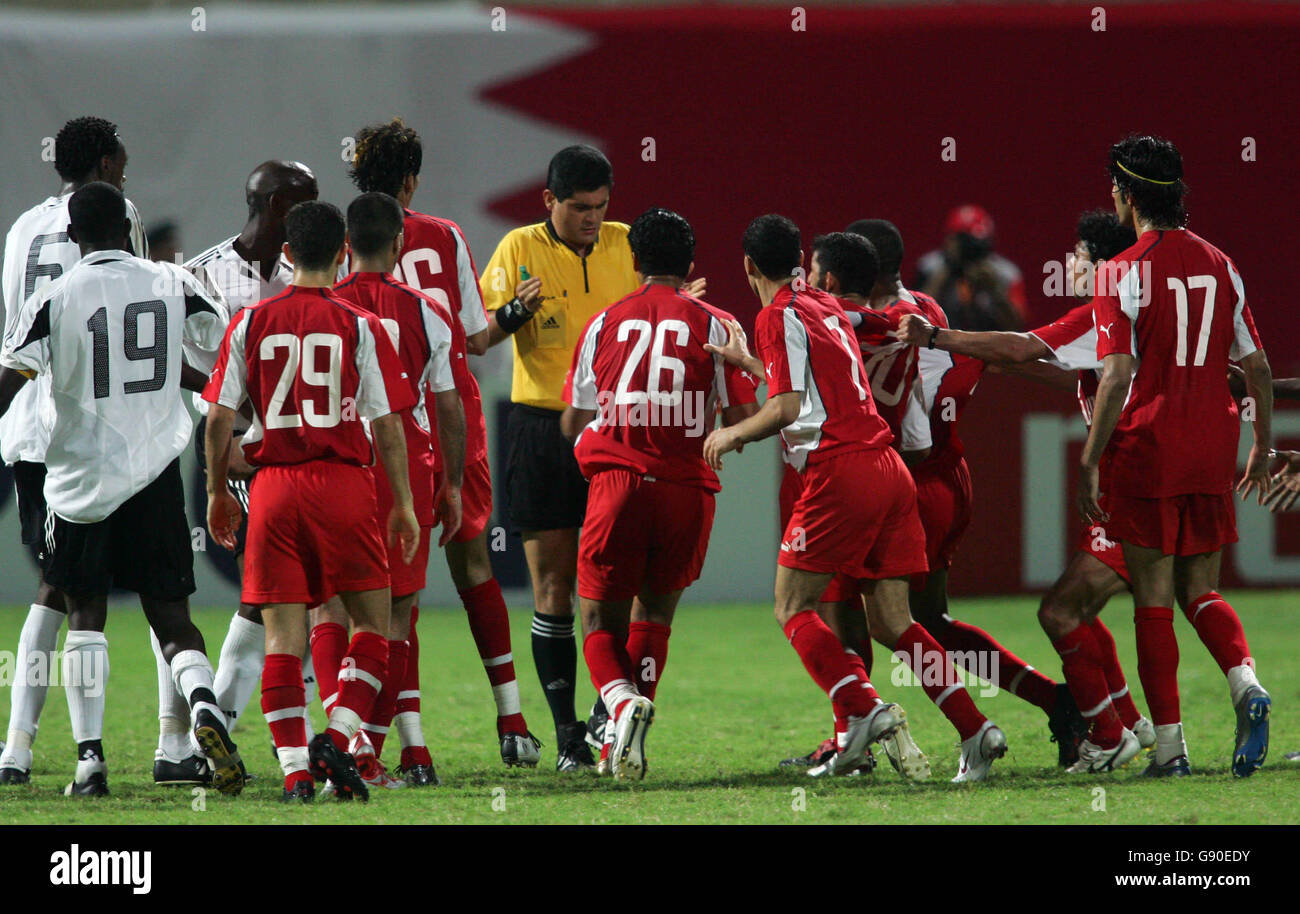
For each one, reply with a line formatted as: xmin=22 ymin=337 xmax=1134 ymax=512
xmin=703 ymin=391 xmax=799 ymax=470
xmin=204 ymin=403 xmax=243 ymax=551
xmin=1236 ymin=349 xmax=1274 ymax=504
xmin=0 ymin=366 xmax=31 ymax=419
xmin=372 ymin=412 xmax=420 ymax=563
xmin=1263 ymin=450 xmax=1300 ymax=513
xmin=897 ymin=313 xmax=1047 ymax=363
xmin=433 ymin=389 xmax=467 ymax=546
xmin=1078 ymin=352 xmax=1134 ymax=524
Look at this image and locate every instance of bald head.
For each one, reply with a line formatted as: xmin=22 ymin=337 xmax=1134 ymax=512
xmin=245 ymin=160 xmax=318 ymax=222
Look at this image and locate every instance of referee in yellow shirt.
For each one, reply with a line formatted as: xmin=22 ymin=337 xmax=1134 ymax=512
xmin=480 ymin=146 xmax=638 ymax=770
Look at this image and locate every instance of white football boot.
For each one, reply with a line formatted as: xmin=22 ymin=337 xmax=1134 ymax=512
xmin=879 ymin=704 xmax=931 ymax=781
xmin=829 ymin=702 xmax=901 ymax=776
xmin=1066 ymin=728 xmax=1141 ymax=773
xmin=611 ymin=696 xmax=654 ymax=781
xmin=952 ymin=721 xmax=1008 ymax=783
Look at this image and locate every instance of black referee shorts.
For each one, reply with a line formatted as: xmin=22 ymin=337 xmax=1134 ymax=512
xmin=505 ymin=404 xmax=589 ymax=532
xmin=42 ymin=459 xmax=196 ymax=601
xmin=194 ymin=413 xmax=254 ymax=557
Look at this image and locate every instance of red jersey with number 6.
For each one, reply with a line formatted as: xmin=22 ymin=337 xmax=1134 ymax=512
xmin=203 ymin=285 xmax=416 ymax=467
xmin=1093 ymin=229 xmax=1262 ymax=497
xmin=755 ymin=286 xmax=892 ymax=471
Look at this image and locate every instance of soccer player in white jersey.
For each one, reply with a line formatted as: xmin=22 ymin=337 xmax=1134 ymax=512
xmin=173 ymin=162 xmax=319 ymax=772
xmin=0 ymin=183 xmax=243 ymax=796
xmin=0 ymin=117 xmax=148 ymax=785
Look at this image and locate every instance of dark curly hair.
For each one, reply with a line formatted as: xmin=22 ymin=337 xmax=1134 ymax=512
xmin=743 ymin=214 xmax=801 ymax=281
xmin=285 ymin=201 xmax=346 ymax=271
xmin=813 ymin=232 xmax=879 ymax=297
xmin=55 ymin=116 xmax=120 ymax=182
xmin=628 ymin=207 xmax=694 ymax=278
xmin=1075 ymin=209 xmax=1136 ymax=263
xmin=1108 ymin=134 xmax=1187 ymax=228
xmin=348 ymin=118 xmax=422 ymax=198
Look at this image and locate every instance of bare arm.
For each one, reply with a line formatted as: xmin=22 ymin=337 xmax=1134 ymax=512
xmin=0 ymin=367 xmax=31 ymax=420
xmin=1237 ymin=349 xmax=1273 ymax=503
xmin=1077 ymin=352 xmax=1133 ymax=523
xmin=464 ymin=328 xmax=489 ymax=357
xmin=181 ymin=361 xmax=209 ymax=394
xmin=204 ymin=403 xmax=242 ymax=551
xmin=561 ymin=406 xmax=597 ymax=442
xmin=372 ymin=412 xmax=420 ymax=564
xmin=898 ymin=313 xmax=1047 ymax=363
xmin=989 ymin=358 xmax=1078 ymax=391
xmin=433 ymin=390 xmax=466 ymax=545
xmin=703 ymin=391 xmax=800 ymax=470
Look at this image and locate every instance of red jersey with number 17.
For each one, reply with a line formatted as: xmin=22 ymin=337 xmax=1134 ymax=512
xmin=202 ymin=285 xmax=416 ymax=468
xmin=1094 ymin=229 xmax=1262 ymax=497
xmin=755 ymin=286 xmax=892 ymax=471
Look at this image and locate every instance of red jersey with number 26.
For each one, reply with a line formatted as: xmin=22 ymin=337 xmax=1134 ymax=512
xmin=203 ymin=285 xmax=416 ymax=468
xmin=755 ymin=286 xmax=892 ymax=471
xmin=1094 ymin=229 xmax=1262 ymax=496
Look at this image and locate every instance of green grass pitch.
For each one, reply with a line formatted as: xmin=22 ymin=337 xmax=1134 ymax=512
xmin=0 ymin=592 xmax=1295 ymax=824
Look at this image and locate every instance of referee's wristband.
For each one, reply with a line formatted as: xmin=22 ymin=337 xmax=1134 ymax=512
xmin=495 ymin=297 xmax=536 ymax=334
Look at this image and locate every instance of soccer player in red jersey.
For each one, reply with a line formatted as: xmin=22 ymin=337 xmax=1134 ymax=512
xmin=305 ymin=192 xmax=468 ymax=790
xmin=348 ymin=120 xmax=538 ymax=766
xmin=897 ymin=212 xmax=1159 ymax=767
xmin=705 ymin=215 xmax=1007 ymax=781
xmin=558 ymin=208 xmax=758 ymax=779
xmin=1080 ymin=136 xmax=1274 ymax=776
xmin=203 ymin=201 xmax=421 ymax=802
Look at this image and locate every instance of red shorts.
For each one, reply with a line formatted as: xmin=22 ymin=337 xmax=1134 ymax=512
xmin=385 ymin=525 xmax=432 ymax=598
xmin=1078 ymin=522 xmax=1130 ymax=582
xmin=435 ymin=455 xmax=493 ymax=543
xmin=909 ymin=455 xmax=973 ymax=588
xmin=780 ymin=447 xmax=928 ymax=581
xmin=578 ymin=469 xmax=716 ymax=601
xmin=780 ymin=464 xmax=861 ymax=603
xmin=242 ymin=463 xmax=389 ymax=606
xmin=1105 ymin=491 xmax=1237 ymax=556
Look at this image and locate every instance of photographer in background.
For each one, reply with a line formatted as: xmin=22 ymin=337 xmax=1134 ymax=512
xmin=915 ymin=205 xmax=1027 ymax=331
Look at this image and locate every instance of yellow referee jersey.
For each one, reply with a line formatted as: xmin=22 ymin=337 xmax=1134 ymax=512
xmin=480 ymin=220 xmax=638 ymax=410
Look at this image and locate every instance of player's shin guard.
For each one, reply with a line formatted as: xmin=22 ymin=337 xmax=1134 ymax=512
xmin=460 ymin=580 xmax=527 ymax=735
xmin=531 ymin=612 xmax=578 ymax=728
xmin=328 ymin=632 xmax=388 ymax=752
xmin=396 ymin=608 xmax=432 ymax=769
xmin=262 ymin=653 xmax=309 ymax=782
xmin=1052 ymin=625 xmax=1123 ymax=746
xmin=1184 ymin=592 xmax=1258 ymax=703
xmin=2 ymin=604 xmax=64 ymax=769
xmin=931 ymin=614 xmax=1057 ymax=713
xmin=361 ymin=639 xmax=407 ymax=757
xmin=1087 ymin=619 xmax=1141 ymax=728
xmin=310 ymin=621 xmax=347 ymax=717
xmin=894 ymin=622 xmax=986 ymax=741
xmin=213 ymin=613 xmax=265 ymax=731
xmin=62 ymin=630 xmax=109 ymax=748
xmin=627 ymin=620 xmax=670 ymax=702
xmin=150 ymin=630 xmax=192 ymax=760
xmin=1134 ymin=607 xmax=1181 ymax=727
xmin=583 ymin=629 xmax=640 ymax=721
xmin=784 ymin=611 xmax=879 ymax=719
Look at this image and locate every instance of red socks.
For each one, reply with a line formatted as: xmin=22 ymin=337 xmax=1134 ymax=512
xmin=1134 ymin=606 xmax=1180 ymax=726
xmin=262 ymin=653 xmax=309 ymax=787
xmin=583 ymin=629 xmax=639 ymax=721
xmin=783 ymin=611 xmax=878 ymax=719
xmin=932 ymin=615 xmax=1057 ymax=713
xmin=1052 ymin=624 xmax=1123 ymax=746
xmin=460 ymin=580 xmax=527 ymax=735
xmin=627 ymin=621 xmax=671 ymax=702
xmin=396 ymin=607 xmax=432 ymax=770
xmin=1184 ymin=591 xmax=1251 ymax=675
xmin=362 ymin=639 xmax=408 ymax=757
xmin=309 ymin=622 xmax=347 ymax=716
xmin=327 ymin=632 xmax=388 ymax=752
xmin=895 ymin=622 xmax=987 ymax=741
xmin=1087 ymin=618 xmax=1141 ymax=727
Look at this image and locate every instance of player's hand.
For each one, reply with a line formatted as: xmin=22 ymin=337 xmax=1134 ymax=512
xmin=437 ymin=484 xmax=463 ymax=546
xmin=1263 ymin=450 xmax=1300 ymax=513
xmin=703 ymin=319 xmax=756 ymax=372
xmin=682 ymin=277 xmax=707 ymax=299
xmin=228 ymin=436 xmax=256 ymax=480
xmin=1076 ymin=463 xmax=1108 ymax=525
xmin=897 ymin=313 xmax=935 ymax=347
xmin=206 ymin=490 xmax=243 ymax=552
xmin=1236 ymin=445 xmax=1273 ymax=505
xmin=387 ymin=504 xmax=421 ymax=565
xmin=515 ymin=276 xmax=544 ymax=312
xmin=703 ymin=427 xmax=740 ymax=470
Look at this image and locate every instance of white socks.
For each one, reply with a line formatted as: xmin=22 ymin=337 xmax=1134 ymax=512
xmin=171 ymin=649 xmax=222 ymax=725
xmin=1 ymin=603 xmax=63 ymax=771
xmin=150 ymin=629 xmax=196 ymax=760
xmin=62 ymin=630 xmax=109 ymax=746
xmin=213 ymin=614 xmax=265 ymax=731
xmin=1226 ymin=662 xmax=1260 ymax=708
xmin=1154 ymin=722 xmax=1187 ymax=765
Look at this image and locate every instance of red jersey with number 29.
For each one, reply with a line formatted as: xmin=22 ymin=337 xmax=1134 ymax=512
xmin=203 ymin=285 xmax=416 ymax=468
xmin=755 ymin=286 xmax=892 ymax=471
xmin=1093 ymin=229 xmax=1262 ymax=497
